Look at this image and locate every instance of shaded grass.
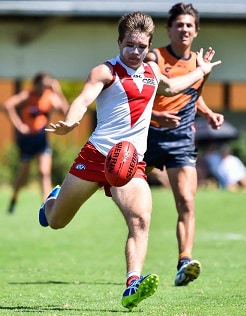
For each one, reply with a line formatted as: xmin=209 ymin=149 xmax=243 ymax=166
xmin=1 ymin=185 xmax=246 ymax=315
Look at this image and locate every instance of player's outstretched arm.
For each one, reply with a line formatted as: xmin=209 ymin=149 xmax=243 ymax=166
xmin=196 ymin=47 xmax=221 ymax=75
xmin=156 ymin=47 xmax=221 ymax=97
xmin=46 ymin=64 xmax=112 ymax=135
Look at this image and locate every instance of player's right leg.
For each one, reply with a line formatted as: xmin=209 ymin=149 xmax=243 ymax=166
xmin=122 ymin=274 xmax=159 ymax=311
xmin=111 ymin=177 xmax=159 ymax=310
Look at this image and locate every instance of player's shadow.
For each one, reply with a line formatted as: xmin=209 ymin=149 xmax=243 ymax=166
xmin=0 ymin=305 xmax=137 ymax=313
xmin=0 ymin=305 xmax=80 ymax=312
xmin=4 ymin=280 xmax=143 ymax=313
xmin=9 ymin=280 xmax=123 ymax=285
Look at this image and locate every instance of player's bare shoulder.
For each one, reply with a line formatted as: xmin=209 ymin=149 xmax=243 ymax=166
xmin=145 ymin=50 xmax=157 ymax=62
xmin=89 ymin=63 xmax=113 ymax=86
xmin=146 ymin=60 xmax=161 ymax=83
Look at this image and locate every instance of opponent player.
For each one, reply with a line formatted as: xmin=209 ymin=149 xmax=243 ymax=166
xmin=144 ymin=3 xmax=224 ymax=286
xmin=3 ymin=72 xmax=68 ymax=213
xmin=38 ymin=12 xmax=221 ymax=309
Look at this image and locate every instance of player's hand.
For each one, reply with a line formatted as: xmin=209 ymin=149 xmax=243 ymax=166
xmin=206 ymin=112 xmax=224 ymax=130
xmin=196 ymin=47 xmax=222 ymax=75
xmin=152 ymin=110 xmax=181 ymax=128
xmin=45 ymin=120 xmax=80 ymax=135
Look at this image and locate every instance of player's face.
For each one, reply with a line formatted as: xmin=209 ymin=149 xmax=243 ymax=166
xmin=167 ymin=14 xmax=198 ymax=48
xmin=34 ymin=77 xmax=51 ymax=95
xmin=118 ymin=32 xmax=150 ymax=69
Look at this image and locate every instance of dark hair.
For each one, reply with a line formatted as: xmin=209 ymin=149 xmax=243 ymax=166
xmin=118 ymin=11 xmax=155 ymax=44
xmin=32 ymin=72 xmax=51 ymax=86
xmin=167 ymin=3 xmax=200 ymax=31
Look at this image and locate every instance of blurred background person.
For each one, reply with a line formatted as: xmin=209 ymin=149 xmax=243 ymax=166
xmin=3 ymin=72 xmax=68 ymax=214
xmin=211 ymin=144 xmax=246 ymax=191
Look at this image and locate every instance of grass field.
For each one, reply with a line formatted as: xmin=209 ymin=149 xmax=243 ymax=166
xmin=1 ymin=185 xmax=246 ymax=315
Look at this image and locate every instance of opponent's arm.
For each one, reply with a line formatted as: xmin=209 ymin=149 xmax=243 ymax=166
xmin=48 ymin=78 xmax=69 ymax=115
xmin=196 ymin=95 xmax=224 ymax=130
xmin=156 ymin=47 xmax=221 ymax=96
xmin=3 ymin=91 xmax=30 ymax=134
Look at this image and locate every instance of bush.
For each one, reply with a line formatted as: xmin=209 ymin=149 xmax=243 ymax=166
xmin=0 ymin=140 xmax=80 ymax=187
xmin=230 ymin=130 xmax=246 ymax=165
xmin=51 ymin=141 xmax=80 ymax=184
xmin=0 ymin=143 xmax=19 ymax=185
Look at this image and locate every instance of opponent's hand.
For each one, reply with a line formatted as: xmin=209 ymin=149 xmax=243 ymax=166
xmin=206 ymin=112 xmax=224 ymax=130
xmin=152 ymin=110 xmax=181 ymax=128
xmin=45 ymin=120 xmax=80 ymax=135
xmin=197 ymin=47 xmax=222 ymax=75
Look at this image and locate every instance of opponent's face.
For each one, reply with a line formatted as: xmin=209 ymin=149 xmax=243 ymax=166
xmin=34 ymin=76 xmax=51 ymax=95
xmin=118 ymin=31 xmax=150 ymax=69
xmin=167 ymin=14 xmax=198 ymax=48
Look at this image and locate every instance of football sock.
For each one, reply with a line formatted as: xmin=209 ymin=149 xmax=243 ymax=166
xmin=126 ymin=271 xmax=140 ymax=287
xmin=177 ymin=253 xmax=192 ymax=270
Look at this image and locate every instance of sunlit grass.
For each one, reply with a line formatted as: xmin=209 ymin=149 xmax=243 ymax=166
xmin=1 ymin=185 xmax=246 ymax=315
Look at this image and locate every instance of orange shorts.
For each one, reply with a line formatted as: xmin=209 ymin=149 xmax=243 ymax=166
xmin=69 ymin=141 xmax=147 ymax=196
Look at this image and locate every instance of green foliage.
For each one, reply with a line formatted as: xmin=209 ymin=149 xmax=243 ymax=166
xmin=0 ymin=140 xmax=80 ymax=187
xmin=0 ymin=143 xmax=18 ymax=185
xmin=60 ymin=79 xmax=96 ymax=110
xmin=60 ymin=80 xmax=85 ymax=104
xmin=230 ymin=130 xmax=246 ymax=165
xmin=51 ymin=140 xmax=80 ymax=184
xmin=1 ymin=187 xmax=246 ymax=315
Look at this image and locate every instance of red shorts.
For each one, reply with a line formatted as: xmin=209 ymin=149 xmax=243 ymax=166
xmin=69 ymin=141 xmax=147 ymax=196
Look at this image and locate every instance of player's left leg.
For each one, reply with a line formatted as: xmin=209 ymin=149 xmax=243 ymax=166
xmin=39 ymin=173 xmax=98 ymax=229
xmin=167 ymin=166 xmax=201 ymax=286
xmin=37 ymin=152 xmax=52 ymax=201
xmin=7 ymin=160 xmax=30 ymax=214
xmin=111 ymin=178 xmax=159 ymax=310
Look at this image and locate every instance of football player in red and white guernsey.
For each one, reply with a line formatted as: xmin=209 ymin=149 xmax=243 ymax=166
xmin=38 ymin=12 xmax=221 ymax=310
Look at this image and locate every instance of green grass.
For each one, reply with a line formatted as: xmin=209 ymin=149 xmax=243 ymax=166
xmin=1 ymin=185 xmax=246 ymax=315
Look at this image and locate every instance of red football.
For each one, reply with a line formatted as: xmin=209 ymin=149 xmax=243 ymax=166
xmin=104 ymin=141 xmax=138 ymax=187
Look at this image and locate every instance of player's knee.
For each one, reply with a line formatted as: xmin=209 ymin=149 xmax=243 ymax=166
xmin=49 ymin=217 xmax=67 ymax=230
xmin=177 ymin=194 xmax=194 ymax=208
xmin=133 ymin=212 xmax=151 ymax=231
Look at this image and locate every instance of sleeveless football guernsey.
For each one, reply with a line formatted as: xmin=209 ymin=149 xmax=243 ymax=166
xmin=89 ymin=55 xmax=158 ymax=161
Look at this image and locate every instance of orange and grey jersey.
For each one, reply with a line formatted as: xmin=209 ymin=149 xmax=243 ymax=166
xmin=144 ymin=45 xmax=205 ymax=169
xmin=151 ymin=45 xmax=204 ymax=128
xmin=18 ymin=89 xmax=53 ymax=134
xmin=89 ymin=55 xmax=158 ymax=161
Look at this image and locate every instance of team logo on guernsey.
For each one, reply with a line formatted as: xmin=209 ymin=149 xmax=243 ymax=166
xmin=75 ymin=163 xmax=86 ymax=170
xmin=114 ymin=62 xmax=157 ymax=127
xmin=165 ymin=66 xmax=172 ymax=73
xmin=132 ymin=74 xmax=156 ymax=86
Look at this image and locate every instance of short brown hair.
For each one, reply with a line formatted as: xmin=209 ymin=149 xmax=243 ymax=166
xmin=118 ymin=12 xmax=155 ymax=44
xmin=167 ymin=3 xmax=200 ymax=31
